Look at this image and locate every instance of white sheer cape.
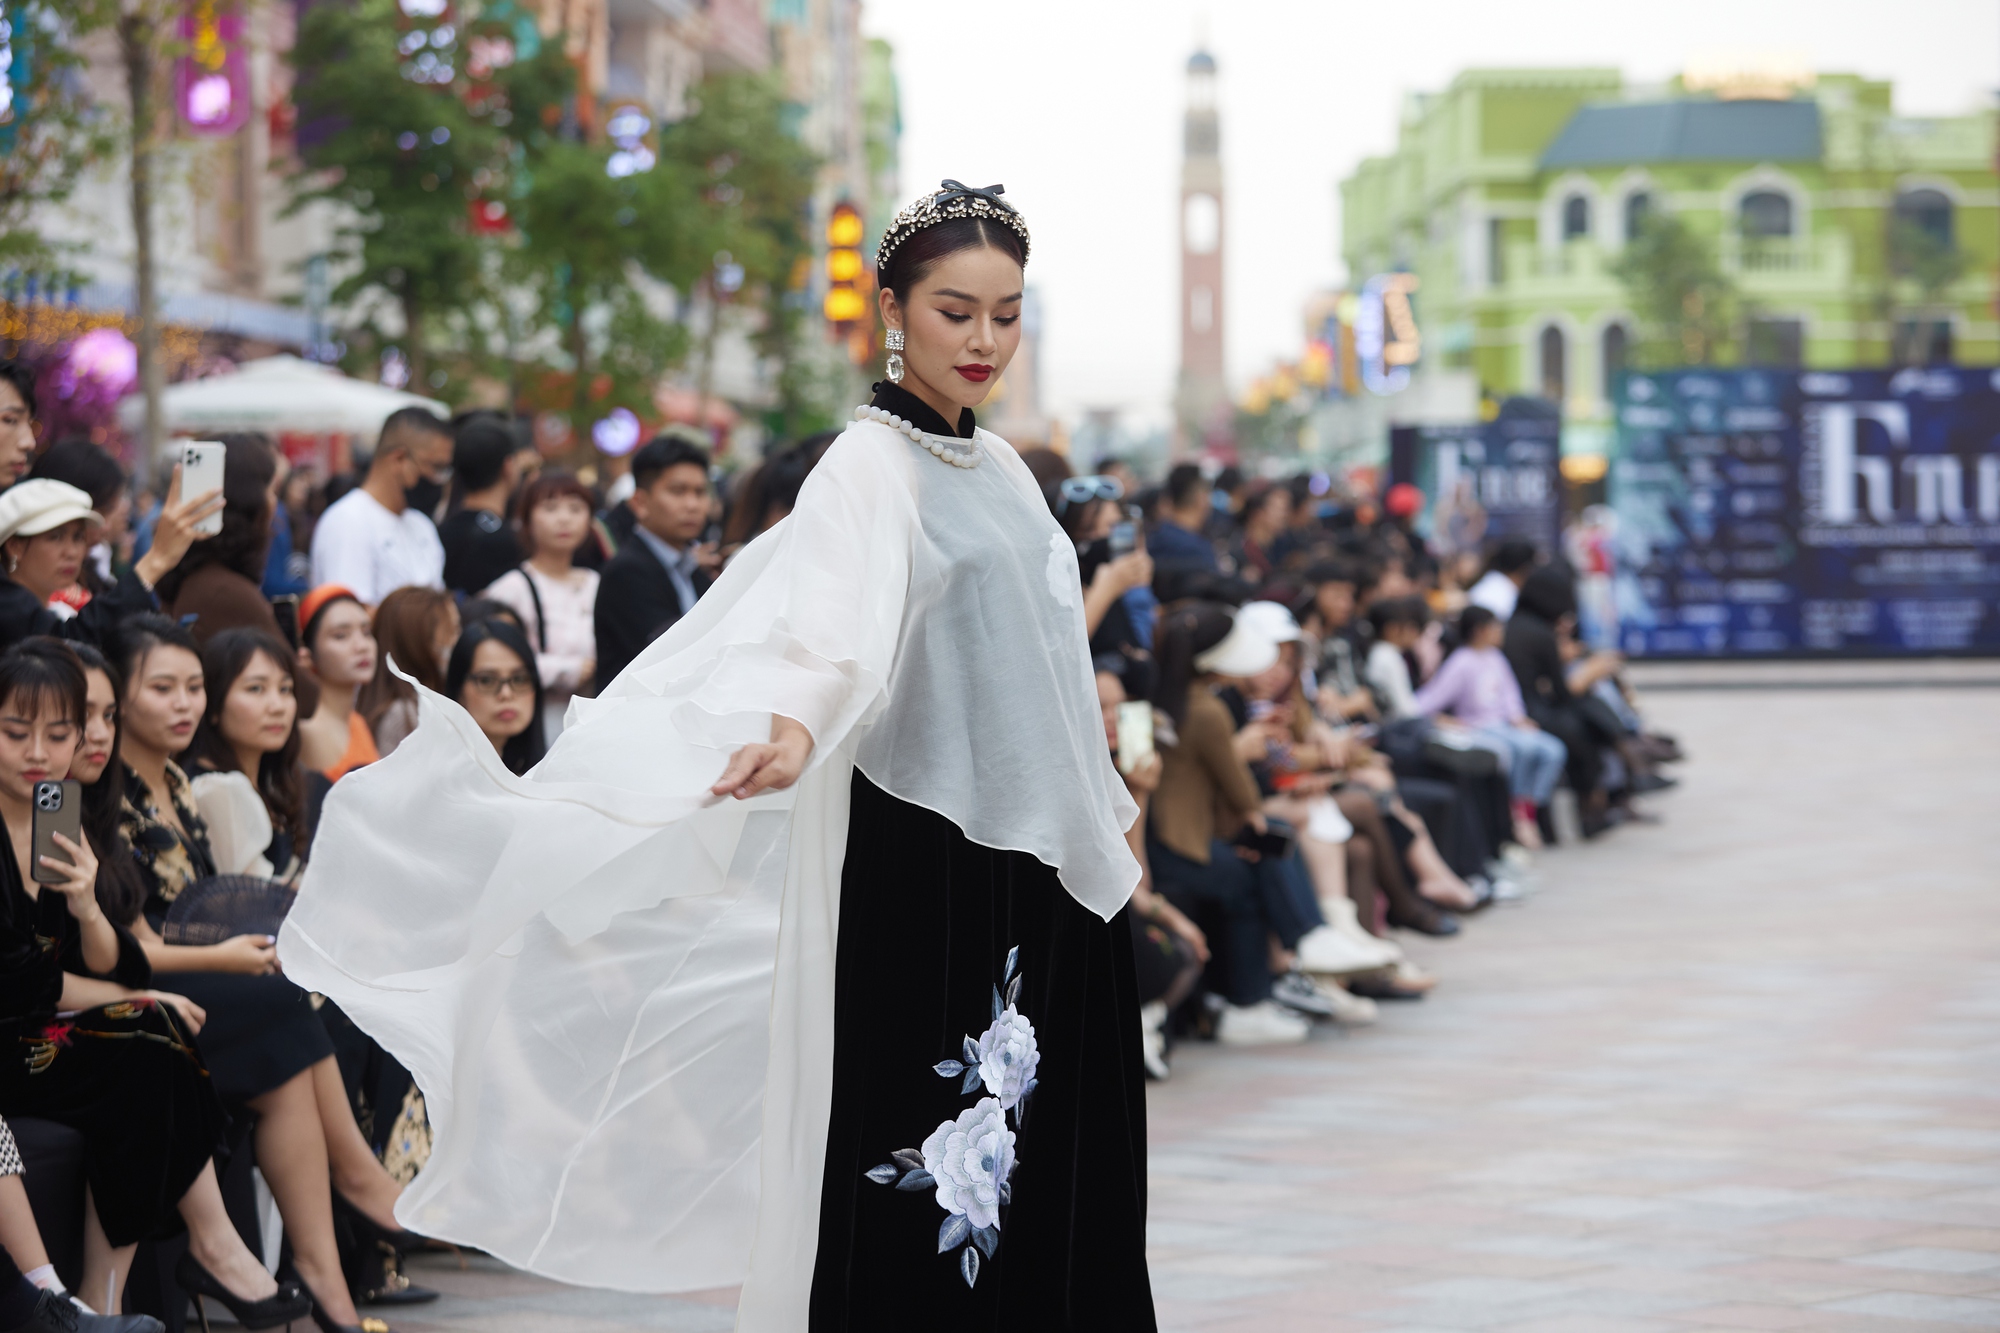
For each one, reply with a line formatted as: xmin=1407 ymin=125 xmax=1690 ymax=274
xmin=277 ymin=419 xmax=1140 ymax=1328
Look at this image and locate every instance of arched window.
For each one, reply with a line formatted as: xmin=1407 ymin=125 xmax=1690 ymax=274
xmin=1740 ymin=190 xmax=1793 ymax=238
xmin=1601 ymin=324 xmax=1629 ymax=400
xmin=1540 ymin=326 xmax=1567 ymax=405
xmin=1623 ymin=191 xmax=1652 ymax=241
xmin=1894 ymin=188 xmax=1953 ymax=247
xmin=1561 ymin=194 xmax=1590 ymax=241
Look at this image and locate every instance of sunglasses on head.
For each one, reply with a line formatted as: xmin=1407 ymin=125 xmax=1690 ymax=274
xmin=1056 ymin=475 xmax=1124 ymax=514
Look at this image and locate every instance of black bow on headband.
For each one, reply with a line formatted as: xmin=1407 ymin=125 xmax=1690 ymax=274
xmin=936 ymin=179 xmax=1017 ymax=214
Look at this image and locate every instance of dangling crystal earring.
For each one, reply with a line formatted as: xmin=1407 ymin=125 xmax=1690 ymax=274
xmin=884 ymin=328 xmax=906 ymax=385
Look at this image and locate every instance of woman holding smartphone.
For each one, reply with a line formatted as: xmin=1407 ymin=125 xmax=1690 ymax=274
xmin=287 ymin=183 xmax=1155 ymax=1329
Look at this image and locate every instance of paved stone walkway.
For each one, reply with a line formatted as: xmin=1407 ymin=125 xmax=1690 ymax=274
xmin=388 ymin=680 xmax=2000 ymax=1332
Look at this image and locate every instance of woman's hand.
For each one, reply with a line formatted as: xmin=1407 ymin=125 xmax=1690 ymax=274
xmin=40 ymin=831 xmax=100 ymax=923
xmin=711 ymin=714 xmax=814 ymax=801
xmin=142 ymin=989 xmax=206 ymax=1035
xmin=1090 ymin=549 xmax=1153 ymax=600
xmin=210 ymin=933 xmax=279 ymax=975
xmin=134 ymin=463 xmax=226 ymax=589
xmin=1121 ymin=751 xmax=1163 ymax=798
xmin=1231 ymin=721 xmax=1277 ymax=763
xmin=1163 ymin=904 xmax=1210 ymax=963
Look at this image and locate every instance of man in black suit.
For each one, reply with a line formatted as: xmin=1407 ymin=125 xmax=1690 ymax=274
xmin=593 ymin=434 xmax=717 ymax=687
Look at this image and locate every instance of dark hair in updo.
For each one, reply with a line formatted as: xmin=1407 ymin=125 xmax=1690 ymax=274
xmin=881 ymin=217 xmax=1027 ymax=300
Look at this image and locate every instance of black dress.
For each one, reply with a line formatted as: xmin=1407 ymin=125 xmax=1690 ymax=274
xmin=807 ymin=385 xmax=1156 ymax=1331
xmin=0 ymin=833 xmax=227 ymax=1247
xmin=120 ymin=762 xmax=334 ymax=1104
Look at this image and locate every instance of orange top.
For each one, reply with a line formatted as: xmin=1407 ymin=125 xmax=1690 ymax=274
xmin=324 ymin=711 xmax=380 ymax=783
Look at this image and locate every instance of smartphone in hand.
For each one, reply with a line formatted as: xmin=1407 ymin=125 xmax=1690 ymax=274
xmin=180 ymin=441 xmax=228 ymax=537
xmin=31 ymin=780 xmax=82 ymax=885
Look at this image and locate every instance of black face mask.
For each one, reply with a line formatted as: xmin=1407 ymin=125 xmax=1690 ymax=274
xmin=405 ymin=477 xmax=445 ymax=519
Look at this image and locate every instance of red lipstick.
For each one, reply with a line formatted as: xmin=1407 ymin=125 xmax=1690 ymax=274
xmin=954 ymin=364 xmax=993 ymax=383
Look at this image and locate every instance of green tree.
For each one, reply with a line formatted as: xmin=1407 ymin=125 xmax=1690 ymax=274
xmin=1611 ymin=214 xmax=1738 ymax=367
xmin=0 ymin=0 xmax=114 ymax=277
xmin=286 ymin=0 xmax=571 ymax=390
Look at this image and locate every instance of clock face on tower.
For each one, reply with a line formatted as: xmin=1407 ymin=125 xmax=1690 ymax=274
xmin=1184 ymin=193 xmax=1220 ymax=255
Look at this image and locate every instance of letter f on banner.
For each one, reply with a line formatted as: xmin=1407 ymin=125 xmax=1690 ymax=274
xmin=1808 ymin=402 xmax=1909 ymax=523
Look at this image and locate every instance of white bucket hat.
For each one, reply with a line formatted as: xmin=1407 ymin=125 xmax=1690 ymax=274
xmin=1237 ymin=600 xmax=1303 ymax=646
xmin=1193 ymin=609 xmax=1280 ymax=678
xmin=0 ymin=480 xmax=103 ymax=549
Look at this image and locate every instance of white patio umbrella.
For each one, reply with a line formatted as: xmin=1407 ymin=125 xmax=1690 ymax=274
xmin=117 ymin=355 xmax=448 ymax=442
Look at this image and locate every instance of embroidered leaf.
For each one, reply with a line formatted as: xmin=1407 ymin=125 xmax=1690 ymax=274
xmin=1002 ymin=945 xmax=1019 ymax=983
xmin=892 ymin=1148 xmax=925 ymax=1171
xmin=992 ymin=984 xmax=1003 ymax=1021
xmin=933 ymin=1059 xmax=965 ymax=1078
xmin=960 ymin=1067 xmax=982 ymax=1095
xmin=864 ymin=1163 xmax=900 ymax=1185
xmin=973 ymin=1224 xmax=1000 ymax=1258
xmin=895 ymin=1169 xmax=935 ymax=1191
xmin=960 ymin=1245 xmax=980 ymax=1288
xmin=962 ymin=1035 xmax=980 ymax=1065
xmin=1004 ymin=974 xmax=1022 ymax=1008
xmin=937 ymin=1213 xmax=971 ymax=1253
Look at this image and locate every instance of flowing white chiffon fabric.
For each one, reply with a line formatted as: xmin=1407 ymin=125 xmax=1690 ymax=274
xmin=277 ymin=420 xmax=1139 ymax=1328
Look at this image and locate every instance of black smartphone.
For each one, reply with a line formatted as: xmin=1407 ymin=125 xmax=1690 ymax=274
xmin=271 ymin=594 xmax=301 ymax=652
xmin=31 ymin=780 xmax=82 ymax=885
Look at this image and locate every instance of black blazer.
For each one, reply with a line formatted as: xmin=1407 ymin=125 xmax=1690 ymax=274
xmin=0 ymin=567 xmax=156 ymax=654
xmin=593 ymin=537 xmax=711 ymax=688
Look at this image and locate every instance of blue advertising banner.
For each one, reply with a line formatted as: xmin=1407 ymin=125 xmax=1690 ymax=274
xmin=1389 ymin=416 xmax=1562 ymax=556
xmin=1611 ymin=367 xmax=2000 ymax=656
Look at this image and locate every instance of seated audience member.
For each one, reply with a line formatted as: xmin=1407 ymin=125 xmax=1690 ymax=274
xmin=1148 ymin=464 xmax=1222 ymax=600
xmin=1505 ymin=566 xmax=1616 ymax=836
xmin=1467 ymin=537 xmax=1536 ymax=621
xmin=295 ymin=586 xmax=379 ymax=781
xmin=719 ymin=433 xmax=836 ymax=555
xmin=438 ymin=418 xmax=525 ymax=597
xmin=309 ymin=408 xmax=451 ymax=604
xmin=358 ymin=587 xmax=460 ymax=758
xmin=480 ymin=471 xmax=600 ymax=739
xmin=1234 ymin=482 xmax=1290 ymax=583
xmin=182 ymin=630 xmax=308 ymax=880
xmin=1302 ymin=560 xmax=1376 ymax=722
xmin=0 ymin=638 xmax=305 ymax=1326
xmin=445 ymin=619 xmax=546 ymax=775
xmin=0 ymin=477 xmax=217 ymax=651
xmin=593 ymin=436 xmax=715 ymax=687
xmin=1095 ymin=662 xmax=1207 ymax=1079
xmin=1364 ymin=596 xmax=1429 ymax=721
xmin=1147 ymin=604 xmax=1312 ymax=1047
xmin=109 ymin=617 xmax=418 ymax=1332
xmin=1415 ymin=606 xmax=1567 ymax=849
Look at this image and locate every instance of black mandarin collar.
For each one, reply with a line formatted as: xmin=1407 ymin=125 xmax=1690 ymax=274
xmin=870 ymin=381 xmax=975 ymax=440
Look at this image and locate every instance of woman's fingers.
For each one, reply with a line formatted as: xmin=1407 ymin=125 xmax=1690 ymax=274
xmin=710 ymin=745 xmax=767 ymax=796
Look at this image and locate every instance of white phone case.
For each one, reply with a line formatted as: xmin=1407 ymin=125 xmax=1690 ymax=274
xmin=180 ymin=441 xmax=227 ymax=537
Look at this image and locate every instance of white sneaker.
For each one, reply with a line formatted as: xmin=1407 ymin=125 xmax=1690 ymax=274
xmin=1295 ymin=924 xmax=1400 ymax=975
xmin=1318 ymin=897 xmax=1404 ymax=964
xmin=1138 ymin=1000 xmax=1170 ymax=1080
xmin=1216 ymin=999 xmax=1311 ymax=1046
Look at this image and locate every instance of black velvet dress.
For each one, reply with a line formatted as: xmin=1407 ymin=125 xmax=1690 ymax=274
xmin=0 ymin=834 xmax=227 ymax=1246
xmin=807 ymin=385 xmax=1156 ymax=1331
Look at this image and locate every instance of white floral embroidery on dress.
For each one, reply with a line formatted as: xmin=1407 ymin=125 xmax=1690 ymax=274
xmin=1045 ymin=531 xmax=1077 ymax=610
xmin=864 ymin=944 xmax=1035 ymax=1288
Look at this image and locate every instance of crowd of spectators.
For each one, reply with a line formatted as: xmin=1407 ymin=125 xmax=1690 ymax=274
xmin=0 ymin=352 xmax=1679 ymax=1329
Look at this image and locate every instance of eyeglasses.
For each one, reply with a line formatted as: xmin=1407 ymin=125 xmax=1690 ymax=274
xmin=465 ymin=671 xmax=534 ymax=697
xmin=1056 ymin=475 xmax=1124 ymax=514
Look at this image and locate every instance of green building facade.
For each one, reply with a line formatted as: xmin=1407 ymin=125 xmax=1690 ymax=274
xmin=1339 ymin=69 xmax=1999 ymax=455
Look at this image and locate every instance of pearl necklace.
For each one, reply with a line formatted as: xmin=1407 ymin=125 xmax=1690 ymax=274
xmin=852 ymin=404 xmax=983 ymax=469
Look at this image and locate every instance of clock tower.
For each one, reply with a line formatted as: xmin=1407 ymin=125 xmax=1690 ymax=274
xmin=1176 ymin=48 xmax=1227 ymax=452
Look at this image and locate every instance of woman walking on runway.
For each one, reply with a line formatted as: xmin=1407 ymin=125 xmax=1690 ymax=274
xmin=282 ymin=182 xmax=1156 ymax=1331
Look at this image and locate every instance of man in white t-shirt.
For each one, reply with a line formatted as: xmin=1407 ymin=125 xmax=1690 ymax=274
xmin=311 ymin=407 xmax=453 ymax=604
xmin=1466 ymin=537 xmax=1538 ymax=622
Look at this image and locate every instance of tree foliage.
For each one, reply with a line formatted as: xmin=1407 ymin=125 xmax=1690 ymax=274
xmin=1610 ymin=213 xmax=1738 ymax=367
xmin=0 ymin=0 xmax=116 ymax=279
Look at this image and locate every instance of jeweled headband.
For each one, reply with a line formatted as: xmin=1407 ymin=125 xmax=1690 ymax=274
xmin=874 ymin=180 xmax=1032 ymax=273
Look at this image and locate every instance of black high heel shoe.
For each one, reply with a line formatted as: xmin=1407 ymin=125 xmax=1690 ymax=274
xmin=174 ymin=1253 xmax=311 ymax=1332
xmin=331 ymin=1191 xmax=437 ymax=1306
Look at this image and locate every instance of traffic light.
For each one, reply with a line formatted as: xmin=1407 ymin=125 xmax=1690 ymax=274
xmin=823 ymin=201 xmax=869 ymax=329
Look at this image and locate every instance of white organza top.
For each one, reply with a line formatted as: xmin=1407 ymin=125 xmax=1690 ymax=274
xmin=278 ymin=419 xmax=1139 ymax=1327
